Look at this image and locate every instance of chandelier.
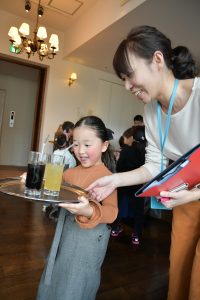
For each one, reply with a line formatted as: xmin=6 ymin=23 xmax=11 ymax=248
xmin=8 ymin=0 xmax=59 ymax=61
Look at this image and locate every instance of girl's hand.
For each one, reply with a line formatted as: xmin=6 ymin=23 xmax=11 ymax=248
xmin=20 ymin=172 xmax=27 ymax=183
xmin=160 ymin=188 xmax=200 ymax=208
xmin=86 ymin=174 xmax=117 ymax=201
xmin=58 ymin=196 xmax=93 ymax=218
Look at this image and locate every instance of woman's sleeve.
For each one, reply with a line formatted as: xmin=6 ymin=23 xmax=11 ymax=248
xmin=143 ymin=103 xmax=169 ymax=177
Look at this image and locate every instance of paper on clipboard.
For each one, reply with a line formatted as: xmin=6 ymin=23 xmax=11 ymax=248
xmin=135 ymin=143 xmax=200 ymax=198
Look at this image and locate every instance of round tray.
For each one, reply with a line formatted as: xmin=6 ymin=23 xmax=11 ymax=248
xmin=0 ymin=177 xmax=88 ymax=204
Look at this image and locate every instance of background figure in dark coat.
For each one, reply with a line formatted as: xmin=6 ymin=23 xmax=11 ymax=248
xmin=111 ymin=126 xmax=146 ymax=246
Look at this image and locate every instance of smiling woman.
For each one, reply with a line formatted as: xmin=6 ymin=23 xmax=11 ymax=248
xmin=87 ymin=25 xmax=200 ymax=300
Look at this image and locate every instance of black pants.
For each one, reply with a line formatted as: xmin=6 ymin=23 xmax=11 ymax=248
xmin=112 ymin=187 xmax=145 ymax=238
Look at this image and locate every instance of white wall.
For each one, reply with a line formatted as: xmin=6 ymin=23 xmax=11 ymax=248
xmin=0 ymin=9 xmax=144 ymax=164
xmin=96 ymin=79 xmax=144 ymax=149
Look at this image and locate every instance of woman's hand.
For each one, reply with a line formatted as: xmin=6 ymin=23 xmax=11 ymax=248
xmin=86 ymin=174 xmax=117 ymax=201
xmin=58 ymin=196 xmax=93 ymax=218
xmin=160 ymin=188 xmax=200 ymax=208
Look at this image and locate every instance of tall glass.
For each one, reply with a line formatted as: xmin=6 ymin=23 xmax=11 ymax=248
xmin=25 ymin=151 xmax=49 ymax=196
xmin=43 ymin=154 xmax=65 ymax=196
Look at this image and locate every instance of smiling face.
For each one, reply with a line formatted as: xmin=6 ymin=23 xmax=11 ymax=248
xmin=73 ymin=126 xmax=108 ymax=168
xmin=121 ymin=51 xmax=164 ymax=104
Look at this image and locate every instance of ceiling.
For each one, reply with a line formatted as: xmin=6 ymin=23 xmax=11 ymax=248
xmin=1 ymin=0 xmax=200 ymax=74
xmin=0 ymin=0 xmax=97 ymax=31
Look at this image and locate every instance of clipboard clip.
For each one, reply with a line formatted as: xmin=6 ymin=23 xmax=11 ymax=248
xmin=169 ymin=183 xmax=189 ymax=193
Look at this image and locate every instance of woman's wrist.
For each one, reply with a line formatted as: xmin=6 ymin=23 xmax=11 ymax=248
xmin=113 ymin=173 xmax=121 ymax=188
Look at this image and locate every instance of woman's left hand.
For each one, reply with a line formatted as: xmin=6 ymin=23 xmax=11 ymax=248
xmin=58 ymin=196 xmax=93 ymax=218
xmin=160 ymin=188 xmax=200 ymax=208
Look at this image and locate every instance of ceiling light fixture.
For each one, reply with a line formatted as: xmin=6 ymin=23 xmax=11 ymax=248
xmin=25 ymin=0 xmax=31 ymax=12
xmin=38 ymin=4 xmax=43 ymax=17
xmin=8 ymin=0 xmax=59 ymax=61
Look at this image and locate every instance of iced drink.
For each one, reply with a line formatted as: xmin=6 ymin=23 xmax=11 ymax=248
xmin=25 ymin=163 xmax=45 ymax=190
xmin=24 ymin=151 xmax=49 ymax=196
xmin=43 ymin=154 xmax=64 ymax=196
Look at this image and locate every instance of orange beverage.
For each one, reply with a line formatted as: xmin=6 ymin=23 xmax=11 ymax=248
xmin=43 ymin=154 xmax=64 ymax=196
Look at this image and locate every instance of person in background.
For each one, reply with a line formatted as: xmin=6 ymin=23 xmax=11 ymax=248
xmin=87 ymin=25 xmax=200 ymax=300
xmin=133 ymin=114 xmax=144 ymax=126
xmin=111 ymin=126 xmax=146 ymax=246
xmin=54 ymin=124 xmax=63 ymax=137
xmin=118 ymin=135 xmax=125 ymax=149
xmin=62 ymin=121 xmax=75 ymax=147
xmin=37 ymin=115 xmax=118 ymax=300
xmin=53 ymin=121 xmax=74 ymax=151
xmin=54 ymin=133 xmax=76 ymax=170
xmin=113 ymin=135 xmax=124 ymax=162
xmin=53 ymin=124 xmax=63 ymax=151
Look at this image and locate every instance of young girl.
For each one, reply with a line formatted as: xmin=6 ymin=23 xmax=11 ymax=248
xmin=37 ymin=116 xmax=118 ymax=300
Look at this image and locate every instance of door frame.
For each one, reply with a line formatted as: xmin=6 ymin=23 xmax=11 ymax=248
xmin=0 ymin=54 xmax=48 ymax=151
xmin=0 ymin=89 xmax=6 ymax=143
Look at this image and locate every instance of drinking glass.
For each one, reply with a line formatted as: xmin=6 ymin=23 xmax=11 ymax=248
xmin=24 ymin=151 xmax=49 ymax=196
xmin=43 ymin=154 xmax=65 ymax=196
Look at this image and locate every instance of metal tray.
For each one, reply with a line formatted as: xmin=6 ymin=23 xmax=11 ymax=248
xmin=0 ymin=177 xmax=88 ymax=204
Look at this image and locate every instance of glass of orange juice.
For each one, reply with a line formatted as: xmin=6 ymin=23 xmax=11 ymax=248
xmin=43 ymin=154 xmax=65 ymax=196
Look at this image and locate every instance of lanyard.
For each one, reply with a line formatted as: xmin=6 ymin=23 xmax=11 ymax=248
xmin=157 ymin=79 xmax=179 ymax=171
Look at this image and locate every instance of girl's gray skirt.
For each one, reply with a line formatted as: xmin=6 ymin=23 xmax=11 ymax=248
xmin=37 ymin=209 xmax=111 ymax=300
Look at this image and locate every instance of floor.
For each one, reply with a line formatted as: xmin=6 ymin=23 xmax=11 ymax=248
xmin=0 ymin=167 xmax=171 ymax=300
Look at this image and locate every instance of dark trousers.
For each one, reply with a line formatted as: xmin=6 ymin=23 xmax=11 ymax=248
xmin=112 ymin=187 xmax=145 ymax=238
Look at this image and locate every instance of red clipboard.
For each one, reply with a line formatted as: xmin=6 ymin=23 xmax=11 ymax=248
xmin=135 ymin=143 xmax=200 ymax=198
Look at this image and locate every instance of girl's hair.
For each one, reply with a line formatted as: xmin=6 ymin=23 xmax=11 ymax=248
xmin=54 ymin=133 xmax=67 ymax=149
xmin=62 ymin=121 xmax=74 ymax=132
xmin=113 ymin=25 xmax=197 ymax=80
xmin=123 ymin=127 xmax=134 ymax=139
xmin=74 ymin=116 xmax=116 ymax=172
xmin=132 ymin=125 xmax=146 ymax=143
xmin=118 ymin=136 xmax=125 ymax=148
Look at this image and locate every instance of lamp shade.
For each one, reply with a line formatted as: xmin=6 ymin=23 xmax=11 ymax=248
xmin=49 ymin=34 xmax=59 ymax=46
xmin=8 ymin=26 xmax=18 ymax=40
xmin=14 ymin=34 xmax=22 ymax=46
xmin=37 ymin=26 xmax=47 ymax=39
xmin=50 ymin=43 xmax=59 ymax=52
xmin=70 ymin=73 xmax=77 ymax=80
xmin=19 ymin=23 xmax=30 ymax=36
